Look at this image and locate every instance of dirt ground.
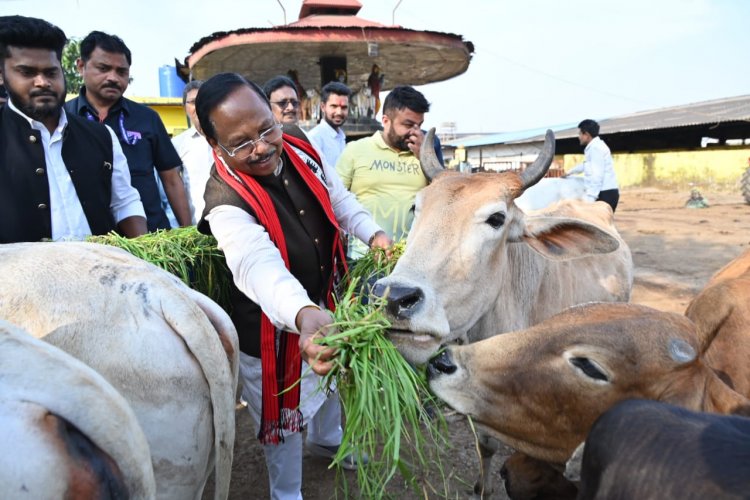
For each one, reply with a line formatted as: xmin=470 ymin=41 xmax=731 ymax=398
xmin=215 ymin=187 xmax=750 ymax=500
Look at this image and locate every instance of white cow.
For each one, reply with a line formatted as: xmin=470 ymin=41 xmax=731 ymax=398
xmin=0 ymin=319 xmax=155 ymax=499
xmin=0 ymin=242 xmax=239 ymax=500
xmin=373 ymin=129 xmax=633 ymax=497
xmin=514 ymin=176 xmax=586 ymax=212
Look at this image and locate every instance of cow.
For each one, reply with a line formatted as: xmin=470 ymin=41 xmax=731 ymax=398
xmin=372 ymin=129 xmax=633 ymax=496
xmin=686 ymin=248 xmax=750 ymax=398
xmin=426 ymin=302 xmax=750 ymax=499
xmin=514 ymin=176 xmax=586 ymax=212
xmin=0 ymin=242 xmax=240 ymax=500
xmin=577 ymin=399 xmax=750 ymax=500
xmin=0 ymin=319 xmax=156 ymax=499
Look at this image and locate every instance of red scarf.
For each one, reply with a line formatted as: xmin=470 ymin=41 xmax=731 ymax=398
xmin=213 ymin=133 xmax=347 ymax=444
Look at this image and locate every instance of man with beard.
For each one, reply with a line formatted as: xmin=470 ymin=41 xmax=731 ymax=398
xmin=336 ymin=85 xmax=431 ymax=258
xmin=308 ymin=81 xmax=351 ymax=167
xmin=0 ymin=15 xmax=146 ymax=243
xmin=65 ymin=31 xmax=191 ymax=232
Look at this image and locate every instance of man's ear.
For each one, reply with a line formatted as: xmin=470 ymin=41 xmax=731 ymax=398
xmin=75 ymin=57 xmax=84 ymax=75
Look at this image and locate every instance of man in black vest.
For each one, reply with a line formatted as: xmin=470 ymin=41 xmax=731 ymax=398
xmin=66 ymin=31 xmax=191 ymax=232
xmin=0 ymin=15 xmax=146 ymax=243
xmin=197 ymin=73 xmax=391 ymax=498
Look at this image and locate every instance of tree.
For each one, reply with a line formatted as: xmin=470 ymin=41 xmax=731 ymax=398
xmin=62 ymin=37 xmax=83 ymax=94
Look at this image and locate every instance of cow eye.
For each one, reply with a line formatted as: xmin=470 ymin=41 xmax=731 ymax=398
xmin=569 ymin=357 xmax=609 ymax=382
xmin=485 ymin=212 xmax=505 ymax=229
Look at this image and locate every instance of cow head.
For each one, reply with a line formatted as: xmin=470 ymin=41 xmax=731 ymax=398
xmin=425 ymin=302 xmax=749 ymax=465
xmin=372 ymin=129 xmax=622 ymax=364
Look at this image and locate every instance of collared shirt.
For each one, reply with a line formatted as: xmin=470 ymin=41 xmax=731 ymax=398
xmin=308 ymin=119 xmax=346 ymax=168
xmin=568 ymin=136 xmax=619 ymax=201
xmin=65 ymin=89 xmax=182 ymax=231
xmin=172 ymin=126 xmax=214 ymax=223
xmin=336 ymin=130 xmax=426 ymax=258
xmin=206 ymin=149 xmax=381 ymax=333
xmin=7 ymin=99 xmax=144 ymax=240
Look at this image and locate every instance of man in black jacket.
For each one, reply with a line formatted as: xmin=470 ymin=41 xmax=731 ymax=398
xmin=0 ymin=15 xmax=146 ymax=243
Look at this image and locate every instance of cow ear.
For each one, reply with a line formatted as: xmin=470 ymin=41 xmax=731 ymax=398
xmin=520 ymin=217 xmax=620 ymax=260
xmin=564 ymin=441 xmax=585 ymax=483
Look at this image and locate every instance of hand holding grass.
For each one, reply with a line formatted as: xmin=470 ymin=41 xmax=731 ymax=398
xmin=296 ymin=305 xmax=337 ymax=376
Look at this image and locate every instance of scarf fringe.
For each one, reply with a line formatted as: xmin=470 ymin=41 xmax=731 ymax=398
xmin=257 ymin=408 xmax=303 ymax=445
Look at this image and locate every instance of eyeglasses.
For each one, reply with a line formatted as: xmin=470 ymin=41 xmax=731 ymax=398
xmin=271 ymin=99 xmax=301 ymax=109
xmin=217 ymin=123 xmax=283 ymax=160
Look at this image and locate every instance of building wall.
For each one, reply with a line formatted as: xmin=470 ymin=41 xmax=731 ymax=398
xmin=563 ymin=148 xmax=750 ymax=189
xmin=449 ymin=141 xmax=750 ymax=190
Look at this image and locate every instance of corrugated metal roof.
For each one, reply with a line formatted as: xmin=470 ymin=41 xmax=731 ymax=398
xmin=443 ymin=124 xmax=576 ymax=148
xmin=514 ymin=94 xmax=750 ymax=143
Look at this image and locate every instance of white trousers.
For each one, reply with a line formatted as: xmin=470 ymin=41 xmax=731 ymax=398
xmin=239 ymin=351 xmax=343 ymax=500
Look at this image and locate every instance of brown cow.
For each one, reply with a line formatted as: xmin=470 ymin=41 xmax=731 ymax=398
xmin=427 ymin=303 xmax=750 ymax=497
xmin=686 ymin=248 xmax=750 ymax=398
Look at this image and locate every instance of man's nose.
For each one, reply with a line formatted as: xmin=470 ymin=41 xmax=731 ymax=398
xmin=32 ymin=74 xmax=51 ymax=87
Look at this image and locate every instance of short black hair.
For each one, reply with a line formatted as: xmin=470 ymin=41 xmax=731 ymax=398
xmin=382 ymin=85 xmax=430 ymax=116
xmin=80 ymin=31 xmax=131 ymax=66
xmin=182 ymin=79 xmax=203 ymax=106
xmin=0 ymin=15 xmax=67 ymax=66
xmin=578 ymin=119 xmax=600 ymax=138
xmin=320 ymin=81 xmax=351 ymax=103
xmin=196 ymin=72 xmax=270 ymax=142
xmin=262 ymin=75 xmax=298 ymax=99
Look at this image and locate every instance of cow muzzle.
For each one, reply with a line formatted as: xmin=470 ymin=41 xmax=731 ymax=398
xmin=427 ymin=350 xmax=457 ymax=379
xmin=371 ymin=282 xmax=424 ymax=320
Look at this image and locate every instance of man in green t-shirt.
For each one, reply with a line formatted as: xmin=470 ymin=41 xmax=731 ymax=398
xmin=336 ymin=86 xmax=431 ymax=258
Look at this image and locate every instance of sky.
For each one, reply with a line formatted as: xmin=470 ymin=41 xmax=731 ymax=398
xmin=3 ymin=0 xmax=748 ymax=134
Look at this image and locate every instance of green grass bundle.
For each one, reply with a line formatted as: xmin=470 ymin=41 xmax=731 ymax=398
xmin=317 ymin=276 xmax=448 ymax=498
xmin=87 ymin=227 xmax=232 ymax=311
xmin=347 ymin=240 xmax=406 ymax=286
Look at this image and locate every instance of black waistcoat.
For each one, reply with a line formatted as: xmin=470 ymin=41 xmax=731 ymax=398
xmin=199 ymin=149 xmax=336 ymax=357
xmin=0 ymin=107 xmax=115 ymax=243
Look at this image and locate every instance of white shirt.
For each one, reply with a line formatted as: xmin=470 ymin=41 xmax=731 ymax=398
xmin=567 ymin=136 xmax=619 ymax=202
xmin=172 ymin=126 xmax=214 ymax=223
xmin=8 ymin=100 xmax=145 ymax=240
xmin=206 ymin=147 xmax=382 ymax=332
xmin=308 ymin=119 xmax=346 ymax=168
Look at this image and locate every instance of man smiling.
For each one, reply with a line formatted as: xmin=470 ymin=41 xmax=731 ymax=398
xmin=195 ymin=73 xmax=389 ymax=499
xmin=0 ymin=15 xmax=146 ymax=243
xmin=309 ymin=81 xmax=351 ymax=167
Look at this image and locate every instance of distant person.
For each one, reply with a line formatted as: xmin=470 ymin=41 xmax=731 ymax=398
xmin=172 ymin=79 xmax=213 ymax=223
xmin=65 ymin=31 xmax=191 ymax=231
xmin=263 ymin=75 xmax=301 ymax=126
xmin=308 ymin=81 xmax=351 ymax=167
xmin=0 ymin=15 xmax=147 ymax=243
xmin=564 ymin=118 xmax=619 ymax=212
xmin=336 ymin=85 xmax=432 ymax=259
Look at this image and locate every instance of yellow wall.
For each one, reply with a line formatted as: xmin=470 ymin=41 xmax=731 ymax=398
xmin=130 ymin=97 xmax=188 ymax=137
xmin=563 ymin=148 xmax=750 ymax=189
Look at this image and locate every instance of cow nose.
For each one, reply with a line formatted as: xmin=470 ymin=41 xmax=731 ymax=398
xmin=427 ymin=350 xmax=457 ymax=379
xmin=371 ymin=282 xmax=424 ymax=319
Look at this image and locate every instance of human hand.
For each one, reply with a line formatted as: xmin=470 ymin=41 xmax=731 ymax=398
xmin=295 ymin=306 xmax=336 ymax=376
xmin=406 ymin=128 xmax=425 ymax=157
xmin=369 ymin=230 xmax=394 ymax=260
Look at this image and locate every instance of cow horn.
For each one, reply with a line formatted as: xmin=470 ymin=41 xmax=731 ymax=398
xmin=420 ymin=127 xmax=444 ymax=183
xmin=520 ymin=129 xmax=556 ymax=190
